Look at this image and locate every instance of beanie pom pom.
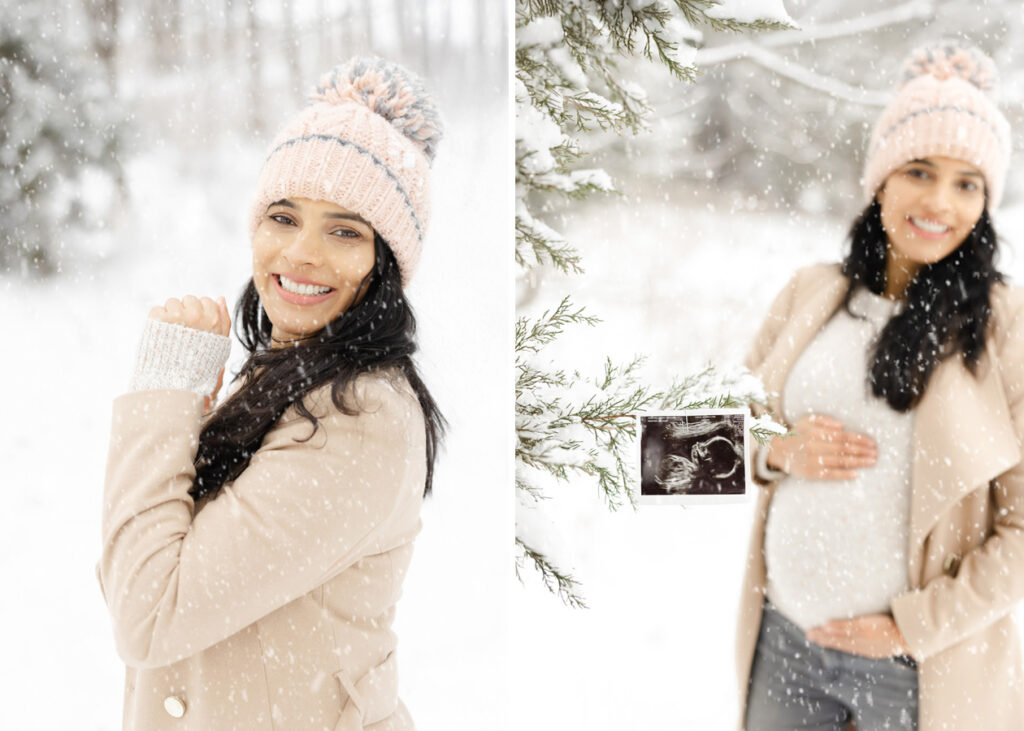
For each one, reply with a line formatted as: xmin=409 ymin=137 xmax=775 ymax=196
xmin=310 ymin=56 xmax=443 ymax=163
xmin=901 ymin=42 xmax=998 ymax=93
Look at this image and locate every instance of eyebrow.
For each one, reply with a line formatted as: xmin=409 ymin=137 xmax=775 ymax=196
xmin=907 ymin=159 xmax=984 ymax=179
xmin=266 ymin=199 xmax=372 ymax=225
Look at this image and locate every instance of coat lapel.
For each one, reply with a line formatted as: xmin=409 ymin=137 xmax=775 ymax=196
xmin=760 ymin=273 xmax=849 ymax=417
xmin=908 ymin=347 xmax=1020 ymax=582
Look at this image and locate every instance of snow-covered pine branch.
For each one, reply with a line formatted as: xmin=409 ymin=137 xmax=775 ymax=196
xmin=693 ymin=0 xmax=935 ymax=66
xmin=515 ymin=0 xmax=795 ymax=606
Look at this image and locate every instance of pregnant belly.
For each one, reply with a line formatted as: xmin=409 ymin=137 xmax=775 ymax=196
xmin=764 ymin=475 xmax=910 ymax=630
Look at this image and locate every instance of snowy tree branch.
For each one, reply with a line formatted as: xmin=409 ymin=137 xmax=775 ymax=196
xmin=693 ymin=0 xmax=936 ymax=66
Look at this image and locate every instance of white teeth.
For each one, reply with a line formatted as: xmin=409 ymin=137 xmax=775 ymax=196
xmin=910 ymin=217 xmax=950 ymax=234
xmin=278 ymin=275 xmax=332 ymax=296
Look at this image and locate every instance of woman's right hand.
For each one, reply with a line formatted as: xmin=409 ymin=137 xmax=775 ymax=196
xmin=766 ymin=414 xmax=877 ymax=480
xmin=148 ymin=295 xmax=231 ymax=337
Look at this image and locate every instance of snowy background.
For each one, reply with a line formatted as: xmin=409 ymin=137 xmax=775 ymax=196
xmin=514 ymin=1 xmax=1024 ymax=729
xmin=0 ymin=1 xmax=509 ymax=729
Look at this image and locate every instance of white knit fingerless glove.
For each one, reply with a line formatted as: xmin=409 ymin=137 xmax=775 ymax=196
xmin=130 ymin=319 xmax=231 ymax=396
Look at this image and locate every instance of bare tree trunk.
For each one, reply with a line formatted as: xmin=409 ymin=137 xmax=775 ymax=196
xmin=82 ymin=0 xmax=120 ymax=92
xmin=150 ymin=0 xmax=182 ymax=70
xmin=246 ymin=0 xmax=264 ymax=135
xmin=281 ymin=0 xmax=303 ymax=104
xmin=410 ymin=0 xmax=428 ymax=74
xmin=339 ymin=3 xmax=353 ymax=61
xmin=316 ymin=0 xmax=329 ymax=69
xmin=223 ymin=0 xmax=235 ymax=55
xmin=394 ymin=0 xmax=408 ymax=56
xmin=361 ymin=0 xmax=375 ymax=52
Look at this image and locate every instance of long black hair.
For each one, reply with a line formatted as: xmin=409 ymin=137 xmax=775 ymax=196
xmin=191 ymin=232 xmax=445 ymax=500
xmin=841 ymin=198 xmax=1002 ymax=412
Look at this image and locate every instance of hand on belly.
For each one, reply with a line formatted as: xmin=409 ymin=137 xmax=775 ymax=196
xmin=805 ymin=614 xmax=911 ymax=659
xmin=767 ymin=413 xmax=877 ymax=480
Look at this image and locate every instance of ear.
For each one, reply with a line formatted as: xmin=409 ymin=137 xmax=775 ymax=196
xmin=875 ymin=186 xmax=885 ymax=207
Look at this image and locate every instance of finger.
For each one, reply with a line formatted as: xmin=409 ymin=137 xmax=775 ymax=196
xmin=148 ymin=305 xmax=170 ymax=322
xmin=217 ymin=296 xmax=231 ymax=336
xmin=841 ymin=432 xmax=878 ymax=453
xmin=811 ymin=467 xmax=859 ymax=481
xmin=807 ymin=414 xmax=843 ymax=431
xmin=198 ymin=297 xmax=221 ymax=332
xmin=815 ymin=453 xmax=875 ymax=469
xmin=163 ymin=298 xmax=185 ymax=324
xmin=181 ymin=295 xmax=203 ymax=327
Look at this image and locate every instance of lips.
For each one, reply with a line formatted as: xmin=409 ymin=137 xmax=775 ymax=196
xmin=907 ymin=215 xmax=951 ymax=239
xmin=271 ymin=273 xmax=335 ymax=305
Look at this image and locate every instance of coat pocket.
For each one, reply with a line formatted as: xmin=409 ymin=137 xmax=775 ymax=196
xmin=333 ymin=651 xmax=400 ymax=731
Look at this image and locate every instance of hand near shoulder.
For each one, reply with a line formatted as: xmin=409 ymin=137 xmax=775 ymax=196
xmin=767 ymin=414 xmax=877 ymax=480
xmin=131 ymin=295 xmax=232 ymax=404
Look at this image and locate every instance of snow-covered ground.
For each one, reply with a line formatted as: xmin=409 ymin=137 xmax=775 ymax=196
xmin=0 ymin=74 xmax=509 ymax=730
xmin=512 ymin=194 xmax=1024 ymax=730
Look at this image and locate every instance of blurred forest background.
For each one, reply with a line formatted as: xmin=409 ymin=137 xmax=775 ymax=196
xmin=586 ymin=0 xmax=1024 ymax=218
xmin=1 ymin=0 xmax=506 ymax=275
xmin=517 ymin=0 xmax=1024 ymax=400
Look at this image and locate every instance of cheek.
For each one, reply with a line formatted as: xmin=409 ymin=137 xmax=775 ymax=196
xmin=330 ymin=246 xmax=376 ymax=283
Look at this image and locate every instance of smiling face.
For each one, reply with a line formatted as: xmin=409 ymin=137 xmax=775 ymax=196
xmin=877 ymin=156 xmax=987 ymax=297
xmin=252 ymin=197 xmax=376 ymax=346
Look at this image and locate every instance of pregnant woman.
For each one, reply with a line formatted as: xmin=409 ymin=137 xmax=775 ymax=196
xmin=98 ymin=57 xmax=444 ymax=730
xmin=738 ymin=43 xmax=1024 ymax=730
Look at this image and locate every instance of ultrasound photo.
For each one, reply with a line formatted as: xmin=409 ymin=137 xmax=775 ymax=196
xmin=638 ymin=410 xmax=749 ymax=504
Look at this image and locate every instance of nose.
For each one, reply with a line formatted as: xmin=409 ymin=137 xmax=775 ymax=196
xmin=921 ymin=182 xmax=954 ymax=215
xmin=281 ymin=224 xmax=323 ymax=268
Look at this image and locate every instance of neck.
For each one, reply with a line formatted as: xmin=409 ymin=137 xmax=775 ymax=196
xmin=883 ymin=248 xmax=919 ymax=300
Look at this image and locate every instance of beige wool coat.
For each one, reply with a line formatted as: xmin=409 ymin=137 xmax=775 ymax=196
xmin=737 ymin=263 xmax=1024 ymax=730
xmin=98 ymin=370 xmax=426 ymax=730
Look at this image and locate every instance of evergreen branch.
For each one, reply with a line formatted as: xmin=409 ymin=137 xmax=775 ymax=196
xmin=515 ymin=538 xmax=588 ymax=608
xmin=674 ymin=0 xmax=795 ymax=33
xmin=515 ymin=217 xmax=585 ymax=274
xmin=515 ymin=296 xmax=600 ymax=354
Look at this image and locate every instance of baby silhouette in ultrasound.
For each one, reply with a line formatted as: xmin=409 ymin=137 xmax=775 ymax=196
xmin=641 ymin=415 xmax=745 ymax=495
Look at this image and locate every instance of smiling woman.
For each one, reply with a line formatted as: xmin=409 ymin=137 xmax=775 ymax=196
xmin=738 ymin=42 xmax=1024 ymax=731
xmin=99 ymin=57 xmax=445 ymax=730
xmin=253 ymin=197 xmax=378 ymax=342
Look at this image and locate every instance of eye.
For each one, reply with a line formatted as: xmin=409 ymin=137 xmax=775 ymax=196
xmin=269 ymin=213 xmax=295 ymax=226
xmin=904 ymin=167 xmax=930 ymax=180
xmin=958 ymin=179 xmax=980 ymax=193
xmin=331 ymin=228 xmax=361 ymax=239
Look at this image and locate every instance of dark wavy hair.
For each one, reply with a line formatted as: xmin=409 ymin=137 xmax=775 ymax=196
xmin=841 ymin=198 xmax=1002 ymax=412
xmin=191 ymin=232 xmax=445 ymax=500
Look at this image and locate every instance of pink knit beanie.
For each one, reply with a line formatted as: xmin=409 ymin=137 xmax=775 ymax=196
xmin=862 ymin=42 xmax=1011 ymax=209
xmin=248 ymin=57 xmax=442 ymax=285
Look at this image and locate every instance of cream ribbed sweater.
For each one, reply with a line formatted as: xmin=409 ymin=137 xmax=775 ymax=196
xmin=764 ymin=286 xmax=914 ymax=630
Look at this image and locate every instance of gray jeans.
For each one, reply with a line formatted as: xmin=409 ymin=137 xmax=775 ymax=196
xmin=745 ymin=602 xmax=918 ymax=730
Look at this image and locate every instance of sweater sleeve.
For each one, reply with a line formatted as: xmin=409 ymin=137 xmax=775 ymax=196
xmin=890 ymin=289 xmax=1024 ymax=661
xmin=98 ymin=377 xmax=424 ymax=669
xmin=129 ymin=319 xmax=231 ymax=396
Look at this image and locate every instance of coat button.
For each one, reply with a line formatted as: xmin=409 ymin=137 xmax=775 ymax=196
xmin=163 ymin=695 xmax=186 ymax=718
xmin=943 ymin=553 xmax=961 ymax=575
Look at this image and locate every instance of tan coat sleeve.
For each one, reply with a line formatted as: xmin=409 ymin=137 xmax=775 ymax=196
xmin=743 ymin=268 xmax=805 ymax=376
xmin=743 ymin=268 xmax=804 ymax=483
xmin=891 ymin=287 xmax=1024 ymax=660
xmin=98 ymin=378 xmax=422 ymax=669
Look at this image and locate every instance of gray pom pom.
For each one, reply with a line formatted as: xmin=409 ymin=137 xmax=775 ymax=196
xmin=901 ymin=41 xmax=998 ymax=93
xmin=311 ymin=56 xmax=443 ymax=163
